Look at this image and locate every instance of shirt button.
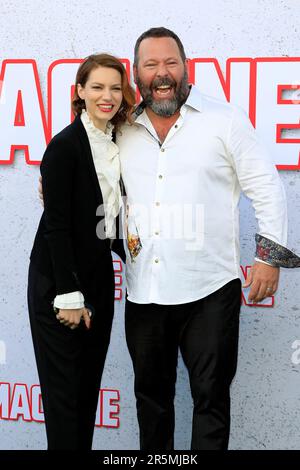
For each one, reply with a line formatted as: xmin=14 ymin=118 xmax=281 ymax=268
xmin=155 ymin=231 xmax=159 ymax=236
xmin=154 ymin=258 xmax=159 ymax=263
xmin=175 ymin=124 xmax=178 ymax=128
xmin=156 ymin=202 xmax=160 ymax=207
xmin=158 ymin=175 xmax=163 ymax=179
xmin=161 ymin=148 xmax=165 ymax=153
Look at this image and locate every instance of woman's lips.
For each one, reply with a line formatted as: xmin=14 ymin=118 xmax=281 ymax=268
xmin=97 ymin=104 xmax=114 ymax=113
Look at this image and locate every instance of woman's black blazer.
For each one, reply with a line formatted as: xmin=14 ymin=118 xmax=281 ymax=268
xmin=30 ymin=115 xmax=121 ymax=299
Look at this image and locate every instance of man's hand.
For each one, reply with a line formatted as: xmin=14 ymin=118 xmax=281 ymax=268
xmin=56 ymin=307 xmax=91 ymax=330
xmin=38 ymin=175 xmax=44 ymax=206
xmin=243 ymin=262 xmax=280 ymax=303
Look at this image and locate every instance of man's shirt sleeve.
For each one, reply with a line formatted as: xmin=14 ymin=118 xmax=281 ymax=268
xmin=226 ymin=106 xmax=294 ymax=266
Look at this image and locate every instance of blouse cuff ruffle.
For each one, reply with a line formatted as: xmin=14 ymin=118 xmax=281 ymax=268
xmin=255 ymin=233 xmax=300 ymax=268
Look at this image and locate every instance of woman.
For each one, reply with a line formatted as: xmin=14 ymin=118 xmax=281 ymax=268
xmin=28 ymin=54 xmax=135 ymax=450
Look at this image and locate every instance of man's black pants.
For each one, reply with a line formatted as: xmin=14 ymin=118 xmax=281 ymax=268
xmin=125 ymin=278 xmax=242 ymax=450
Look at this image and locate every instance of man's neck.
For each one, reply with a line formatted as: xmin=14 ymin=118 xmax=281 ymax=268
xmin=145 ymin=107 xmax=180 ymax=143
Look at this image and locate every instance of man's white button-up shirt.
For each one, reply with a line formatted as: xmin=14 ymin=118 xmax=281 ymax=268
xmin=117 ymin=86 xmax=287 ymax=305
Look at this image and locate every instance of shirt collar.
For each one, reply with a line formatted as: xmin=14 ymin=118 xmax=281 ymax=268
xmin=134 ymin=85 xmax=203 ymax=125
xmin=183 ymin=85 xmax=203 ymax=112
xmin=81 ymin=109 xmax=114 ymax=141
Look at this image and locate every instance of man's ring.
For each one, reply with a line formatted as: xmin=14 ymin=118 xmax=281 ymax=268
xmin=266 ymin=287 xmax=272 ymax=292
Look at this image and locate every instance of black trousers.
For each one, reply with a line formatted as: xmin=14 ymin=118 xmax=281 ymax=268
xmin=125 ymin=278 xmax=242 ymax=450
xmin=27 ymin=262 xmax=114 ymax=450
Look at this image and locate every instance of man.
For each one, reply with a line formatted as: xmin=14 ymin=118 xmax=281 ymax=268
xmin=116 ymin=27 xmax=299 ymax=450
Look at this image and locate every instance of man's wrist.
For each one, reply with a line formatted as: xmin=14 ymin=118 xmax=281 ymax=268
xmin=254 ymin=257 xmax=277 ymax=268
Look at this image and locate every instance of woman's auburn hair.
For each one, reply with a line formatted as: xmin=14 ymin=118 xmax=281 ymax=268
xmin=72 ymin=53 xmax=136 ymax=129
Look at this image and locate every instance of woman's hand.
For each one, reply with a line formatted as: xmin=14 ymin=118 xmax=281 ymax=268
xmin=56 ymin=307 xmax=91 ymax=330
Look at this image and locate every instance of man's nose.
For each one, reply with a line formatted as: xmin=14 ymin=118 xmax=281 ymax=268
xmin=156 ymin=64 xmax=169 ymax=77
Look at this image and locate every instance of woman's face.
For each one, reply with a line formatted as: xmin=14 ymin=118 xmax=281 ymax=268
xmin=77 ymin=66 xmax=123 ymax=131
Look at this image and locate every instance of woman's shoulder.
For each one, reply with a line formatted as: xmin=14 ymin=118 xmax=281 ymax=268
xmin=41 ymin=118 xmax=82 ymax=168
xmin=48 ymin=118 xmax=79 ymax=149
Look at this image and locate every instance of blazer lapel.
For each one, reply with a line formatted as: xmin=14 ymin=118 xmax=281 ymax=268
xmin=71 ymin=115 xmax=104 ymax=206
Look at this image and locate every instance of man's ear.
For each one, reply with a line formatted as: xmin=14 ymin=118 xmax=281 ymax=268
xmin=133 ymin=65 xmax=138 ymax=85
xmin=184 ymin=59 xmax=189 ymax=74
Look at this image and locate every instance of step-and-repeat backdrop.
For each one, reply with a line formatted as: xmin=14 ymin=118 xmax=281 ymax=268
xmin=0 ymin=0 xmax=299 ymax=449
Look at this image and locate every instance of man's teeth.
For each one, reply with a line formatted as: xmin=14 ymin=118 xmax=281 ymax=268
xmin=156 ymin=86 xmax=172 ymax=94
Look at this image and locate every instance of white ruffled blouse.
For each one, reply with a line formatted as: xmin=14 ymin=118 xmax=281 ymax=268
xmin=54 ymin=109 xmax=122 ymax=310
xmin=80 ymin=109 xmax=122 ymax=237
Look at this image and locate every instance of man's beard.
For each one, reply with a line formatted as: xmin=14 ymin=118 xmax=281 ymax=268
xmin=136 ymin=70 xmax=190 ymax=117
